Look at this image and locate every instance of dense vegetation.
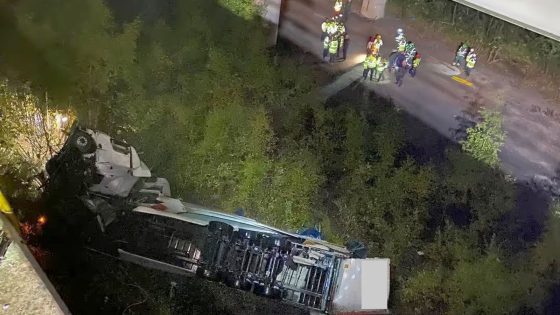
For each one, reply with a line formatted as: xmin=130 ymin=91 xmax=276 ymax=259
xmin=1 ymin=0 xmax=560 ymax=313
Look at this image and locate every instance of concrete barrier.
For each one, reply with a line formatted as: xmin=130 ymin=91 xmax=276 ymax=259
xmin=0 ymin=214 xmax=70 ymax=314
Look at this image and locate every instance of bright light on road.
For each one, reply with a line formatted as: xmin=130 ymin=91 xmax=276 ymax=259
xmin=353 ymin=53 xmax=366 ymax=65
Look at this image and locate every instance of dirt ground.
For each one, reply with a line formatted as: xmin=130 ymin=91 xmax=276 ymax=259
xmin=280 ymin=0 xmax=560 ymax=191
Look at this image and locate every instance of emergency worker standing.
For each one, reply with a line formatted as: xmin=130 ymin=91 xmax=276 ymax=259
xmin=321 ymin=19 xmax=329 ymax=41
xmin=336 ymin=22 xmax=346 ymax=57
xmin=323 ymin=35 xmax=331 ymax=61
xmin=465 ymin=49 xmax=477 ymax=76
xmin=342 ymin=33 xmax=350 ymax=61
xmin=395 ymin=28 xmax=406 ymax=49
xmin=375 ymin=58 xmax=388 ymax=82
xmin=372 ymin=34 xmax=383 ymax=56
xmin=329 ymin=38 xmax=339 ymax=63
xmin=453 ymin=42 xmax=469 ymax=67
xmin=363 ymin=54 xmax=377 ymax=80
xmin=395 ymin=53 xmax=407 ymax=87
xmin=342 ymin=0 xmax=352 ymax=22
xmin=409 ymin=52 xmax=421 ymax=77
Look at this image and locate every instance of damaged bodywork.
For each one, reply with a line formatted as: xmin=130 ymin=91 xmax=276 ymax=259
xmin=46 ymin=125 xmax=391 ymax=314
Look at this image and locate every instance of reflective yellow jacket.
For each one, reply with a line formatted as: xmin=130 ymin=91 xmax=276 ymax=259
xmin=1 ymin=191 xmax=20 ymax=232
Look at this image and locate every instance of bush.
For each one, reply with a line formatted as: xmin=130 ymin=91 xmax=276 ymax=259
xmin=461 ymin=108 xmax=505 ymax=167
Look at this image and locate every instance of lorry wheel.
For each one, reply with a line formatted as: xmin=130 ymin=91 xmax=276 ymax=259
xmin=264 ymin=236 xmax=287 ymax=250
xmin=72 ymin=131 xmax=95 ymax=154
xmin=254 ymin=283 xmax=280 ymax=298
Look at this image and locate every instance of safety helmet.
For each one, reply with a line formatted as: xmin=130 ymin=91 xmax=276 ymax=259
xmin=376 ymin=34 xmax=382 ymax=39
xmin=470 ymin=48 xmax=475 ymax=52
xmin=397 ymin=28 xmax=404 ymax=34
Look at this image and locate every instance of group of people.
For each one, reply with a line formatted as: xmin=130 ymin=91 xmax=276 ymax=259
xmin=322 ymin=0 xmax=477 ymax=87
xmin=362 ymin=34 xmax=388 ymax=81
xmin=321 ymin=14 xmax=349 ymax=63
xmin=363 ymin=28 xmax=422 ymax=86
xmin=453 ymin=42 xmax=478 ymax=76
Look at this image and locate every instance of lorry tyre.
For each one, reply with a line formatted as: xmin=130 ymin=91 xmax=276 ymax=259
xmin=254 ymin=283 xmax=280 ymax=298
xmin=72 ymin=131 xmax=95 ymax=154
xmin=225 ymin=273 xmax=251 ymax=290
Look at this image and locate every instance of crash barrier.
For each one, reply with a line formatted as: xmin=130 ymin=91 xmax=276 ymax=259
xmin=0 ymin=212 xmax=70 ymax=314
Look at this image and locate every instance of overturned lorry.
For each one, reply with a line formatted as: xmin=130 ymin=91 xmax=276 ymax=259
xmin=46 ymin=124 xmax=391 ymax=314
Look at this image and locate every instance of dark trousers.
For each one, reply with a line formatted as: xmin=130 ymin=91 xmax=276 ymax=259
xmin=363 ymin=68 xmax=374 ymax=80
xmin=330 ymin=52 xmax=337 ymax=63
xmin=465 ymin=66 xmax=473 ymax=76
xmin=376 ymin=69 xmax=385 ymax=81
xmin=342 ymin=40 xmax=349 ymax=60
xmin=454 ymin=55 xmax=465 ymax=66
xmin=323 ymin=48 xmax=329 ymax=59
xmin=337 ymin=38 xmax=342 ymax=57
xmin=388 ymin=52 xmax=398 ymax=70
xmin=395 ymin=67 xmax=406 ymax=86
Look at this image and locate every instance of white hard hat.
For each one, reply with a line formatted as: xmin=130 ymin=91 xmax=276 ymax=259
xmin=397 ymin=28 xmax=404 ymax=34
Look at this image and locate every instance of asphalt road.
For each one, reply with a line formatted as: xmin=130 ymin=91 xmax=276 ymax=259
xmin=279 ymin=0 xmax=560 ymax=192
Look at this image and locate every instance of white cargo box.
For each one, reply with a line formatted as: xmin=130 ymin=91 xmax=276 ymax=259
xmin=332 ymin=258 xmax=390 ymax=314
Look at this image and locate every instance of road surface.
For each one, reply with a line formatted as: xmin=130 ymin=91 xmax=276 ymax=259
xmin=279 ymin=0 xmax=560 ymax=192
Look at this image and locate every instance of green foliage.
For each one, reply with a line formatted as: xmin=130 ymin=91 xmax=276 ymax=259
xmin=2 ymin=0 xmax=558 ymax=313
xmin=402 ymin=237 xmax=525 ymax=315
xmin=443 ymin=149 xmax=514 ymax=236
xmin=335 ymin=107 xmax=434 ymax=268
xmin=451 ymin=252 xmax=524 ymax=314
xmin=218 ymin=0 xmax=261 ymax=19
xmin=461 ymin=108 xmax=506 ymax=167
xmin=401 ymin=268 xmax=461 ymax=314
xmin=534 ymin=202 xmax=560 ymax=273
xmin=0 ymin=80 xmax=74 ymax=196
xmin=15 ymin=0 xmax=140 ymax=108
xmin=522 ymin=201 xmax=560 ymax=311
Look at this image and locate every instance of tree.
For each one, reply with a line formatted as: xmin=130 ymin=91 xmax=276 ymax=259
xmin=0 ymin=80 xmax=74 ymax=196
xmin=449 ymin=251 xmax=524 ymax=314
xmin=335 ymin=107 xmax=434 ymax=267
xmin=442 ymin=149 xmax=514 ymax=238
xmin=461 ymin=108 xmax=506 ymax=167
xmin=400 ymin=267 xmax=461 ymax=314
xmin=521 ymin=201 xmax=560 ymax=312
xmin=14 ymin=0 xmax=140 ymax=123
